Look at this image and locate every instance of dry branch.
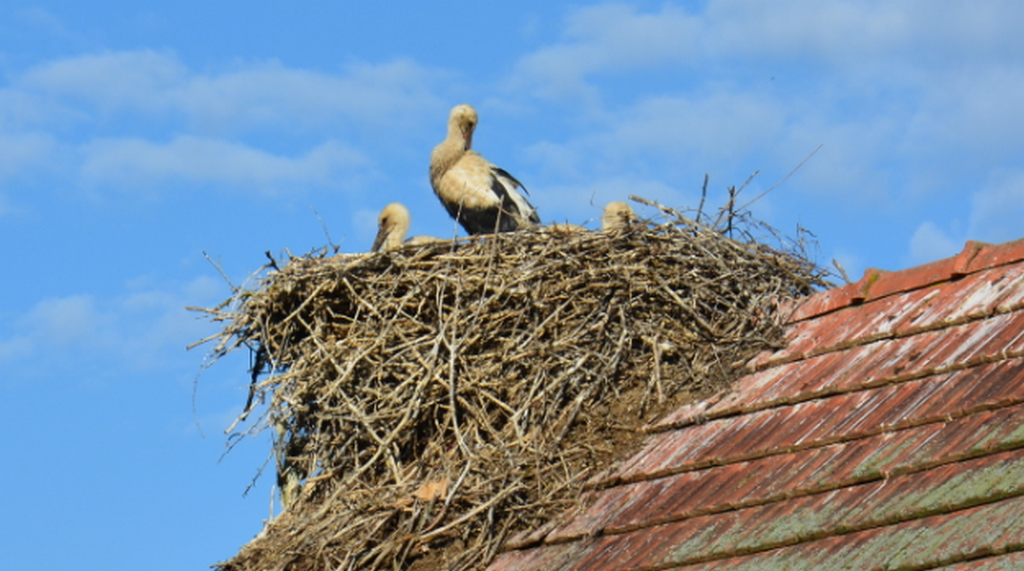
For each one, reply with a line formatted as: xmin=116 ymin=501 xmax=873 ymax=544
xmin=194 ymin=198 xmax=832 ymax=571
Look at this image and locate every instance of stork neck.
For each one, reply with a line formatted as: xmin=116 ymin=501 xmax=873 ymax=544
xmin=430 ymin=137 xmax=466 ymax=179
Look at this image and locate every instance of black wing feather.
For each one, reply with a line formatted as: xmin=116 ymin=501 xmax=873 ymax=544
xmin=491 ymin=167 xmax=539 ymax=225
xmin=491 ymin=166 xmax=529 ymax=195
xmin=433 ymin=164 xmax=537 ymax=235
xmin=436 ymin=189 xmax=503 ymax=235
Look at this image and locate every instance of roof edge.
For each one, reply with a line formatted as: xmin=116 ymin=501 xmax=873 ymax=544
xmin=789 ymin=237 xmax=1024 ymax=323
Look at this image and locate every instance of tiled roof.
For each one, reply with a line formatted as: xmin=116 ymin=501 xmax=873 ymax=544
xmin=488 ymin=237 xmax=1024 ymax=571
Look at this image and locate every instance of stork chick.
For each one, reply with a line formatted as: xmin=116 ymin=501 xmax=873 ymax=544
xmin=601 ymin=201 xmax=637 ymax=232
xmin=371 ymin=202 xmax=440 ymax=252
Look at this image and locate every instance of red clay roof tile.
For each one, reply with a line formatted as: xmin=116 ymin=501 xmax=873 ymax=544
xmin=967 ymin=237 xmax=1024 ymax=272
xmin=943 ymin=550 xmax=1024 ymax=570
xmin=487 ymin=237 xmax=1024 ymax=570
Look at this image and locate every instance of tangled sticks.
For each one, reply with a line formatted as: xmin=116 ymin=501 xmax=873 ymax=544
xmin=196 ymin=199 xmax=831 ymax=571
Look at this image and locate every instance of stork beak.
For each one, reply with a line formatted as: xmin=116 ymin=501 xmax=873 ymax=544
xmin=371 ymin=226 xmax=388 ymax=252
xmin=463 ymin=131 xmax=473 ymax=150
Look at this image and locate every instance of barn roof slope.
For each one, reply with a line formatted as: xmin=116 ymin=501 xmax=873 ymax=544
xmin=488 ymin=237 xmax=1024 ymax=571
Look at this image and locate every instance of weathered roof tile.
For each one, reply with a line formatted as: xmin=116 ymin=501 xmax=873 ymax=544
xmin=488 ymin=237 xmax=1024 ymax=570
xmin=943 ymin=550 xmax=1024 ymax=570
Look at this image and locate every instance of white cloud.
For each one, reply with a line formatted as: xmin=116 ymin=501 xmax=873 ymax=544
xmin=968 ymin=170 xmax=1024 ymax=244
xmin=511 ymin=3 xmax=700 ymax=98
xmin=19 ymin=49 xmax=189 ymax=114
xmin=909 ymin=221 xmax=960 ymax=265
xmin=778 ymin=116 xmax=897 ymax=205
xmin=171 ymin=58 xmax=451 ymax=135
xmin=522 ymin=91 xmax=809 ymax=204
xmin=903 ymin=66 xmax=1024 ymax=163
xmin=0 ymin=131 xmax=60 ymax=180
xmin=80 ymin=135 xmax=369 ymax=192
xmin=506 ymin=0 xmax=1024 ymax=220
xmin=522 ymin=91 xmax=785 ymax=177
xmin=510 ymin=1 xmax=1024 ymax=107
xmin=0 ymin=276 xmax=231 ymax=376
xmin=10 ymin=7 xmax=80 ymax=44
xmin=11 ymin=50 xmax=448 ymax=135
xmin=704 ymin=0 xmax=1024 ymax=67
xmin=609 ymin=93 xmax=786 ymax=162
xmin=0 ymin=50 xmax=449 ymax=195
xmin=0 ymin=78 xmax=86 ymax=130
xmin=7 ymin=294 xmax=115 ymax=354
xmin=0 ymin=334 xmax=31 ymax=362
xmin=702 ymin=1 xmax=919 ymax=66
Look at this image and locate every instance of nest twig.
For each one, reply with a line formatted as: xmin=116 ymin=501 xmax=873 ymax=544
xmin=194 ymin=198 xmax=831 ymax=571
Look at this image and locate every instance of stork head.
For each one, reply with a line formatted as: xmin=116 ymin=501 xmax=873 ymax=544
xmin=372 ymin=202 xmax=412 ymax=252
xmin=602 ymin=201 xmax=637 ymax=232
xmin=449 ymin=104 xmax=478 ymax=150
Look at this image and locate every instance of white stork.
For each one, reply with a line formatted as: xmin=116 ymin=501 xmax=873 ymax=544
xmin=371 ymin=202 xmax=440 ymax=252
xmin=429 ymin=104 xmax=540 ymax=235
xmin=601 ymin=201 xmax=637 ymax=232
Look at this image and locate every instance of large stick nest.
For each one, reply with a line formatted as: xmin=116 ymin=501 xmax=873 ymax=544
xmin=195 ymin=198 xmax=831 ymax=571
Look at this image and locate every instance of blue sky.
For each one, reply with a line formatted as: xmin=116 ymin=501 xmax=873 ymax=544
xmin=2 ymin=1 xmax=1023 ymax=569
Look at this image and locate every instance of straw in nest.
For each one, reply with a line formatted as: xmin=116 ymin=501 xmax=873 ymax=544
xmin=191 ymin=197 xmax=832 ymax=571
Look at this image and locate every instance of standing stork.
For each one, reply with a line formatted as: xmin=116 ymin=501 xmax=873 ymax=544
xmin=429 ymin=104 xmax=540 ymax=235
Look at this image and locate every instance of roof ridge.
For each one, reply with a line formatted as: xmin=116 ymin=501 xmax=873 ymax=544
xmin=790 ymin=237 xmax=1024 ymax=323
